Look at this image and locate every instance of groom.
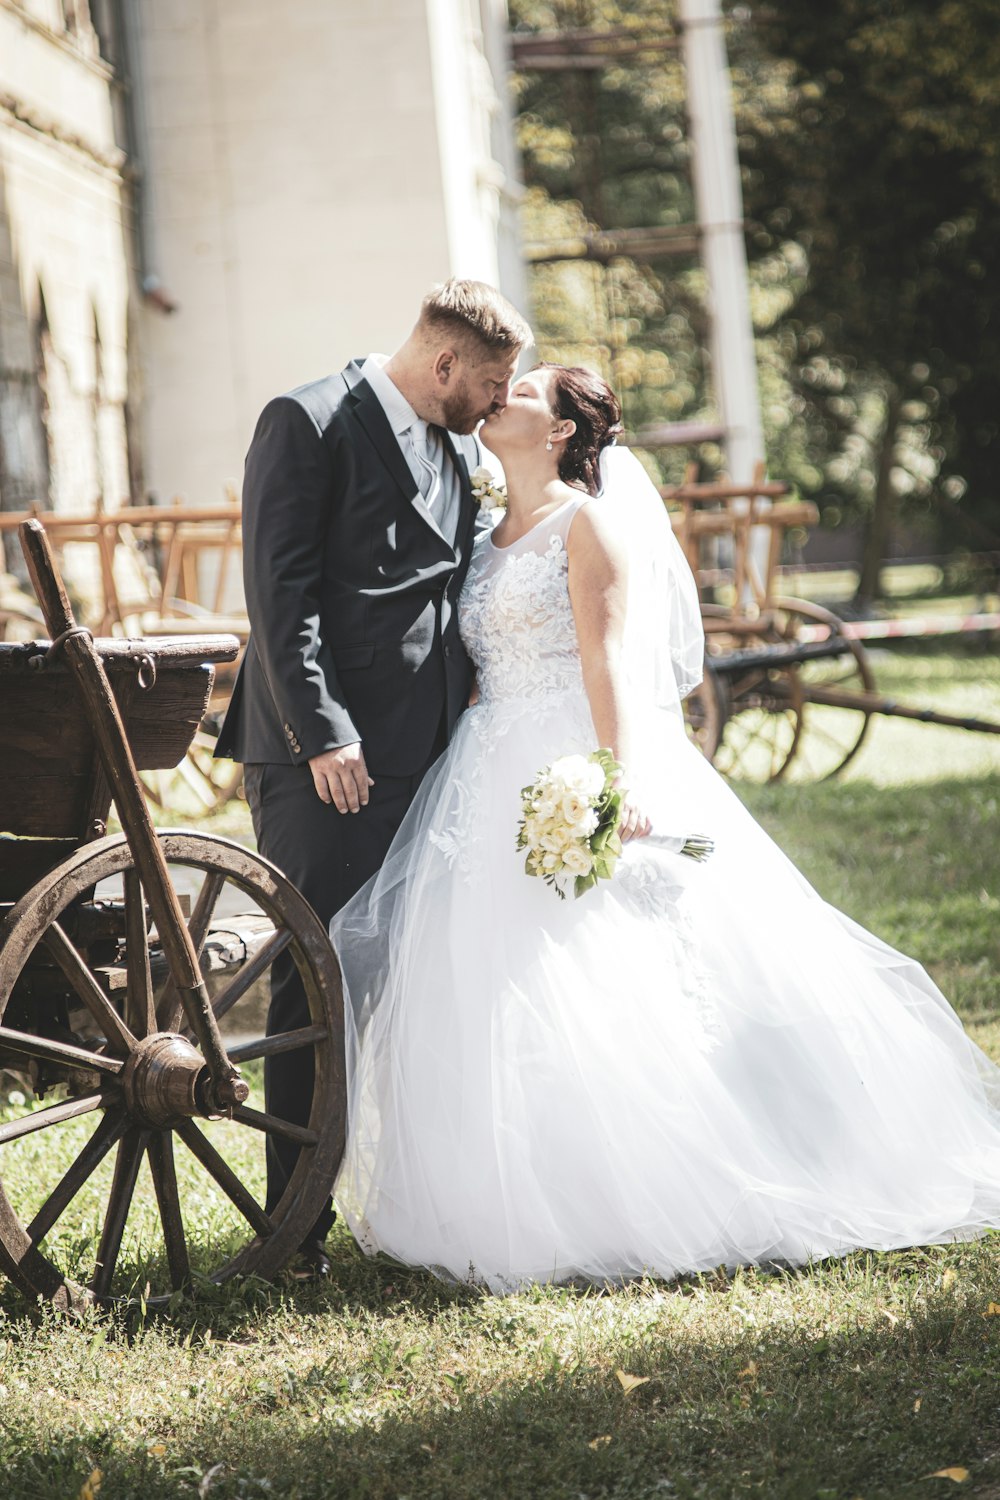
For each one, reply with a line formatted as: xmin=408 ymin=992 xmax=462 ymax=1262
xmin=216 ymin=279 xmax=531 ymax=1272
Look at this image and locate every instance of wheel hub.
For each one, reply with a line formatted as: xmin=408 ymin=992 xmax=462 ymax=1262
xmin=121 ymin=1032 xmax=215 ymax=1128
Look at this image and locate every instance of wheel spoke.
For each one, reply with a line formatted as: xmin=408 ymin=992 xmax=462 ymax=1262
xmin=0 ymin=1026 xmax=122 ymax=1077
xmin=0 ymin=1091 xmax=104 ymax=1146
xmin=147 ymin=1131 xmax=190 ymax=1292
xmin=157 ymin=870 xmax=226 ymax=1032
xmin=226 ymin=1025 xmax=328 ymax=1066
xmin=27 ymin=1110 xmax=128 ymax=1244
xmin=91 ymin=1126 xmax=148 ymax=1300
xmin=188 ymin=871 xmax=228 ymax=954
xmin=176 ymin=1120 xmax=273 ymax=1238
xmin=124 ymin=870 xmax=156 ymax=1038
xmin=188 ymin=926 xmax=292 ymax=1035
xmin=43 ymin=922 xmax=137 ymax=1055
xmin=231 ymin=1104 xmax=318 ymax=1148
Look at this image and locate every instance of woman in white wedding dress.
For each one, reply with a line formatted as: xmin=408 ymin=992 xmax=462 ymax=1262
xmin=331 ymin=363 xmax=1000 ymax=1292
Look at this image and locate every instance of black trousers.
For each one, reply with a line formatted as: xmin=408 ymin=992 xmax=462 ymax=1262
xmin=243 ymin=731 xmax=446 ymax=1239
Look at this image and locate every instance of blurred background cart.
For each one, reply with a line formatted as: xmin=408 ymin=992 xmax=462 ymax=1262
xmin=669 ymin=463 xmax=1000 ymax=781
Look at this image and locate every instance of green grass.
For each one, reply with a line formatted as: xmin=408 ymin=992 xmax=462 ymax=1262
xmin=2 ymin=646 xmax=1000 ymax=1500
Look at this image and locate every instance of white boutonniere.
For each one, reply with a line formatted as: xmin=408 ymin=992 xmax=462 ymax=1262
xmin=470 ymin=465 xmax=508 ymax=511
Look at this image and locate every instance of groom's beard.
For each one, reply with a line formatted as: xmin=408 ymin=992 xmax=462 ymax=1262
xmin=441 ymin=380 xmax=493 ymax=435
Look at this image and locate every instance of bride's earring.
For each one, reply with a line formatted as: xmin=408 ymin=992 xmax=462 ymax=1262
xmin=545 ymin=438 xmax=554 ymax=451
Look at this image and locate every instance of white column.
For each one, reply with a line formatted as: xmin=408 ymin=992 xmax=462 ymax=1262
xmin=678 ymin=0 xmax=764 ymax=488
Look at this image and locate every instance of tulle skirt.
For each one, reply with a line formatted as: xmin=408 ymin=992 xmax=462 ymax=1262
xmin=331 ymin=689 xmax=1000 ymax=1291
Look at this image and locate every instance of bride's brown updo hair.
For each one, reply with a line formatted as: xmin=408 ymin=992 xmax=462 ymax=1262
xmin=536 ymin=363 xmax=624 ymax=495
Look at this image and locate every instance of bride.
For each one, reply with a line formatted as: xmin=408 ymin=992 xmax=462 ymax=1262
xmin=331 ymin=362 xmax=1000 ymax=1292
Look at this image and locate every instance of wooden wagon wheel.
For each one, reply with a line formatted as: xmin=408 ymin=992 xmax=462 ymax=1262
xmin=0 ymin=831 xmax=345 ymax=1309
xmin=769 ymin=598 xmax=876 ymax=782
xmin=701 ymin=606 xmax=806 ymax=782
xmin=141 ymin=728 xmax=245 ymax=815
xmin=682 ymin=660 xmax=727 ymax=761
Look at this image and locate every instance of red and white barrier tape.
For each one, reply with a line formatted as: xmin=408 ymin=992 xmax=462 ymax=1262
xmin=797 ymin=612 xmax=1000 ymax=643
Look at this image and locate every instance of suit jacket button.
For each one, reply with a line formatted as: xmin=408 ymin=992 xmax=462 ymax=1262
xmin=292 ymin=745 xmax=301 ymax=754
xmin=444 ymin=645 xmax=452 ymax=658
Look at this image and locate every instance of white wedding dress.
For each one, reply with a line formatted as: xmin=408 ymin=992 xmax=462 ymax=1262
xmin=331 ymin=491 xmax=1000 ymax=1292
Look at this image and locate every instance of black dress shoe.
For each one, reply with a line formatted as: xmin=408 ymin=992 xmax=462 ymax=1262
xmin=290 ymin=1237 xmax=331 ymax=1279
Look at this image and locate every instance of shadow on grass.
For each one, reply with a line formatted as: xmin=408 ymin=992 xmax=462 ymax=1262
xmin=1 ymin=1254 xmax=1000 ymax=1500
xmin=3 ymin=1246 xmax=1000 ymax=1500
xmin=0 ymin=1226 xmax=483 ymax=1339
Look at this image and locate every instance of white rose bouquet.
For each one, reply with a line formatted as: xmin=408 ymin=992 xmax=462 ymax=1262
xmin=517 ymin=748 xmax=713 ymax=900
xmin=470 ymin=465 xmax=508 ymax=511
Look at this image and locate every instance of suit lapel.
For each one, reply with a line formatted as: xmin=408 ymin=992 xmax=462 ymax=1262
xmin=343 ymin=363 xmax=475 ymax=562
xmin=346 ymin=374 xmax=419 ymax=505
xmin=409 ymin=489 xmax=451 ymax=552
xmin=442 ymin=429 xmax=478 ymax=563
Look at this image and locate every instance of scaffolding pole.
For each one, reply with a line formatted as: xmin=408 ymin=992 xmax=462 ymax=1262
xmin=677 ymin=0 xmax=764 ymax=489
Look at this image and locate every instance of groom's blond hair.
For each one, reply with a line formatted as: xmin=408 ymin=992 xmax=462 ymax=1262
xmin=418 ymin=279 xmax=531 ymax=359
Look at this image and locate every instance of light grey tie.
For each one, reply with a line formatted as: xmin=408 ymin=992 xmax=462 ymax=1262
xmin=411 ymin=420 xmax=460 ymax=546
xmin=410 ymin=420 xmax=439 ymax=502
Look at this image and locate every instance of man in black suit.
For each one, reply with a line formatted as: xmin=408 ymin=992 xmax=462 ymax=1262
xmin=216 ymin=280 xmax=531 ymax=1271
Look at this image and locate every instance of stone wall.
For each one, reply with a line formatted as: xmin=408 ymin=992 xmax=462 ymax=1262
xmin=0 ymin=0 xmax=132 ymax=531
xmin=0 ymin=1 xmax=525 ymax=592
xmin=128 ymin=0 xmax=527 ymax=509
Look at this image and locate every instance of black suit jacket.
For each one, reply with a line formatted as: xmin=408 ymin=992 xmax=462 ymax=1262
xmin=216 ymin=361 xmax=482 ymax=778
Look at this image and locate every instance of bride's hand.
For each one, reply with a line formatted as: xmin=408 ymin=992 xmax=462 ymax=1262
xmin=618 ymin=796 xmax=652 ymax=843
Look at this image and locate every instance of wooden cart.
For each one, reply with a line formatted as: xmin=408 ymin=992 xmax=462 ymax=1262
xmin=0 ymin=501 xmax=250 ymax=814
xmin=0 ymin=521 xmax=345 ymax=1308
xmin=668 ymin=465 xmax=1000 ymax=781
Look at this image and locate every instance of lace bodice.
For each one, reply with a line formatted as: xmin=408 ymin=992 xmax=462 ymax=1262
xmin=458 ymin=496 xmax=588 ymax=706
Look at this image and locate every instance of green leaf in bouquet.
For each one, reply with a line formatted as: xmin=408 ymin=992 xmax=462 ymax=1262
xmin=592 ymin=828 xmax=622 ymax=859
xmin=592 ymin=746 xmax=622 ymax=778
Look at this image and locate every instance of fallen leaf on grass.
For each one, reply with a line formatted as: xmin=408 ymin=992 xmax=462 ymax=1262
xmin=924 ymin=1469 xmax=969 ymax=1483
xmin=588 ymin=1435 xmax=612 ymax=1449
xmin=941 ymin=1269 xmax=957 ymax=1291
xmin=737 ymin=1360 xmax=758 ymax=1380
xmin=616 ymin=1370 xmax=650 ymax=1394
xmin=880 ymin=1309 xmax=899 ymax=1327
xmin=147 ymin=1444 xmax=167 ymax=1458
xmin=78 ymin=1470 xmax=102 ymax=1500
xmin=984 ymin=1303 xmax=1000 ymax=1317
xmin=914 ymin=1398 xmax=922 ymax=1413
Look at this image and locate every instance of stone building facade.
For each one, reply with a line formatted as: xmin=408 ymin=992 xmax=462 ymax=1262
xmin=0 ymin=0 xmax=525 ymax=559
xmin=0 ymin=0 xmax=133 ymax=546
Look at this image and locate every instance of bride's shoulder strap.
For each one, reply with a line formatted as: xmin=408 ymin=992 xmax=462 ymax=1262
xmin=554 ymin=492 xmax=591 ymax=543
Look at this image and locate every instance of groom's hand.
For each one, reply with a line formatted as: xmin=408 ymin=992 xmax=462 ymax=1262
xmin=308 ymin=743 xmax=375 ymax=813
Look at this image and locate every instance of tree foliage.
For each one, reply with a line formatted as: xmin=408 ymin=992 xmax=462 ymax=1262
xmin=509 ymin=0 xmax=1000 ymax=563
xmin=740 ymin=0 xmax=1000 ymax=560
